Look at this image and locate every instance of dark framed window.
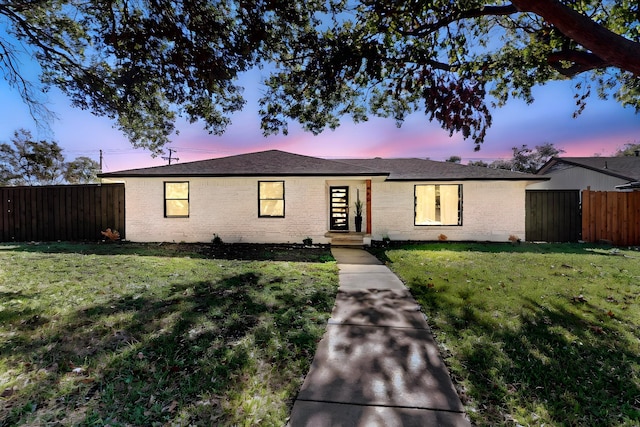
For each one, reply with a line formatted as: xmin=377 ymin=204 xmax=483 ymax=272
xmin=259 ymin=181 xmax=285 ymax=217
xmin=415 ymin=184 xmax=462 ymax=226
xmin=164 ymin=181 xmax=189 ymax=218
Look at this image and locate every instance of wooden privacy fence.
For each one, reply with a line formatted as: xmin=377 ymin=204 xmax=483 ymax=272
xmin=526 ymin=190 xmax=582 ymax=243
xmin=582 ymin=189 xmax=640 ymax=246
xmin=0 ymin=184 xmax=125 ymax=242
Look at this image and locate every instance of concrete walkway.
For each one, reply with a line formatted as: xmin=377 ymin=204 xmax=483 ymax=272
xmin=289 ymin=248 xmax=470 ymax=427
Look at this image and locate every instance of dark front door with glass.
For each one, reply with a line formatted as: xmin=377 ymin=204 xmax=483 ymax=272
xmin=330 ymin=186 xmax=349 ymax=231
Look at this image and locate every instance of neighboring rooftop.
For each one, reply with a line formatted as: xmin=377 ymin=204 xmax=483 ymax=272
xmin=99 ymin=149 xmax=544 ymax=181
xmin=537 ymin=157 xmax=640 ymax=181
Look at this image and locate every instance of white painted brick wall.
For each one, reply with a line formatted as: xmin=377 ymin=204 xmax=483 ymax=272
xmin=121 ymin=176 xmax=332 ymax=243
xmin=116 ymin=177 xmax=529 ymax=243
xmin=371 ymin=181 xmax=529 ymax=242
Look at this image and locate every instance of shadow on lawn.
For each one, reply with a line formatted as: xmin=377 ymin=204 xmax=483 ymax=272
xmin=1 ymin=272 xmax=336 ymax=426
xmin=0 ymin=242 xmax=334 ymax=262
xmin=368 ymin=241 xmax=624 ymax=263
xmin=411 ymin=284 xmax=640 ymax=425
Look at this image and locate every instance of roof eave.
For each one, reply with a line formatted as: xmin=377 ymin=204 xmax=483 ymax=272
xmin=98 ymin=172 xmax=390 ymax=179
xmin=385 ymin=176 xmax=549 ymax=181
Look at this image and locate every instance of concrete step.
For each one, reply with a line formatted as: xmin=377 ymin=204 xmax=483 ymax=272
xmin=326 ymin=232 xmax=365 ymax=248
xmin=331 ymin=241 xmax=364 ymax=248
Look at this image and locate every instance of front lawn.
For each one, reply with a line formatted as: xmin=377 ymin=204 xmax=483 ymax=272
xmin=0 ymin=242 xmax=338 ymax=426
xmin=370 ymin=242 xmax=640 ymax=426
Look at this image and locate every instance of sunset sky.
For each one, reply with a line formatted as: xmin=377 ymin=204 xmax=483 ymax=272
xmin=1 ymin=67 xmax=639 ymax=173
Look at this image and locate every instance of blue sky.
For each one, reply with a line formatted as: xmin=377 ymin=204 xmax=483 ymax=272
xmin=1 ymin=67 xmax=639 ymax=172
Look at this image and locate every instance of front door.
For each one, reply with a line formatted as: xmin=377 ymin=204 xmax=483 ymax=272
xmin=330 ymin=186 xmax=349 ymax=231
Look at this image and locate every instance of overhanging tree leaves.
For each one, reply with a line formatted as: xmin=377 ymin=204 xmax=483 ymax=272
xmin=1 ymin=1 xmax=639 ymax=153
xmin=1 ymin=0 xmax=308 ymax=153
xmin=261 ymin=0 xmax=640 ymax=150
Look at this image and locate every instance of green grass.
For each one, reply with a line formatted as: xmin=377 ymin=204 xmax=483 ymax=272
xmin=0 ymin=242 xmax=338 ymax=426
xmin=370 ymin=242 xmax=640 ymax=426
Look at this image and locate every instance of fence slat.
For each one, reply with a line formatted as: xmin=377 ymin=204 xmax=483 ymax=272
xmin=18 ymin=188 xmax=27 ymax=242
xmin=634 ymin=193 xmax=640 ymax=244
xmin=0 ymin=189 xmax=7 ymax=241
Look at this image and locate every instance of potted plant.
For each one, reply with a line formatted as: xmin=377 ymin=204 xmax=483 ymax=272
xmin=354 ymin=190 xmax=363 ymax=233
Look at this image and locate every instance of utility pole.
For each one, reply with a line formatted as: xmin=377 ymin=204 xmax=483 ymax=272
xmin=99 ymin=149 xmax=103 ymax=172
xmin=162 ymin=148 xmax=179 ymax=165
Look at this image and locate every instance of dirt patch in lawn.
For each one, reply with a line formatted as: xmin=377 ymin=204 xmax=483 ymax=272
xmin=6 ymin=241 xmax=335 ymax=263
xmin=159 ymin=242 xmax=334 ymax=262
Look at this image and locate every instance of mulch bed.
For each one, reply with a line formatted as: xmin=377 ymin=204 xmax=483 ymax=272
xmin=158 ymin=242 xmax=334 ymax=262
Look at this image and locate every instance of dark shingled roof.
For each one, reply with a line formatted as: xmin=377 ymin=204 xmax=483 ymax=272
xmin=335 ymin=158 xmax=541 ymax=180
xmin=537 ymin=157 xmax=640 ymax=181
xmin=99 ymin=149 xmax=544 ymax=181
xmin=99 ymin=150 xmax=381 ymax=177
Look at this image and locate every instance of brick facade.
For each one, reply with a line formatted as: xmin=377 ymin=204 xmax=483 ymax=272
xmin=370 ymin=180 xmax=527 ymax=242
xmin=113 ymin=176 xmax=527 ymax=243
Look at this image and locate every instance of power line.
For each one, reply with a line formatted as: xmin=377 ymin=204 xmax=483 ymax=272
xmin=161 ymin=148 xmax=179 ymax=165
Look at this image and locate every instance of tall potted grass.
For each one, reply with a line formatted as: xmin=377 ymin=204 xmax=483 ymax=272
xmin=354 ymin=190 xmax=363 ymax=233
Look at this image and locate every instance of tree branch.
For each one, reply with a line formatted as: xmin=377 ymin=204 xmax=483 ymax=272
xmin=399 ymin=5 xmax=518 ymax=36
xmin=547 ymin=50 xmax=609 ymax=77
xmin=512 ymin=0 xmax=640 ymax=76
xmin=4 ymin=8 xmax=83 ymax=69
xmin=0 ymin=31 xmax=54 ymax=124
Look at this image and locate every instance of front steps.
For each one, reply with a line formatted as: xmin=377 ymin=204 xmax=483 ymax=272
xmin=325 ymin=232 xmax=366 ymax=248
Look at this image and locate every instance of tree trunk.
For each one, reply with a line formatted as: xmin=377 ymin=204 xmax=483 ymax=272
xmin=511 ymin=0 xmax=640 ymax=76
